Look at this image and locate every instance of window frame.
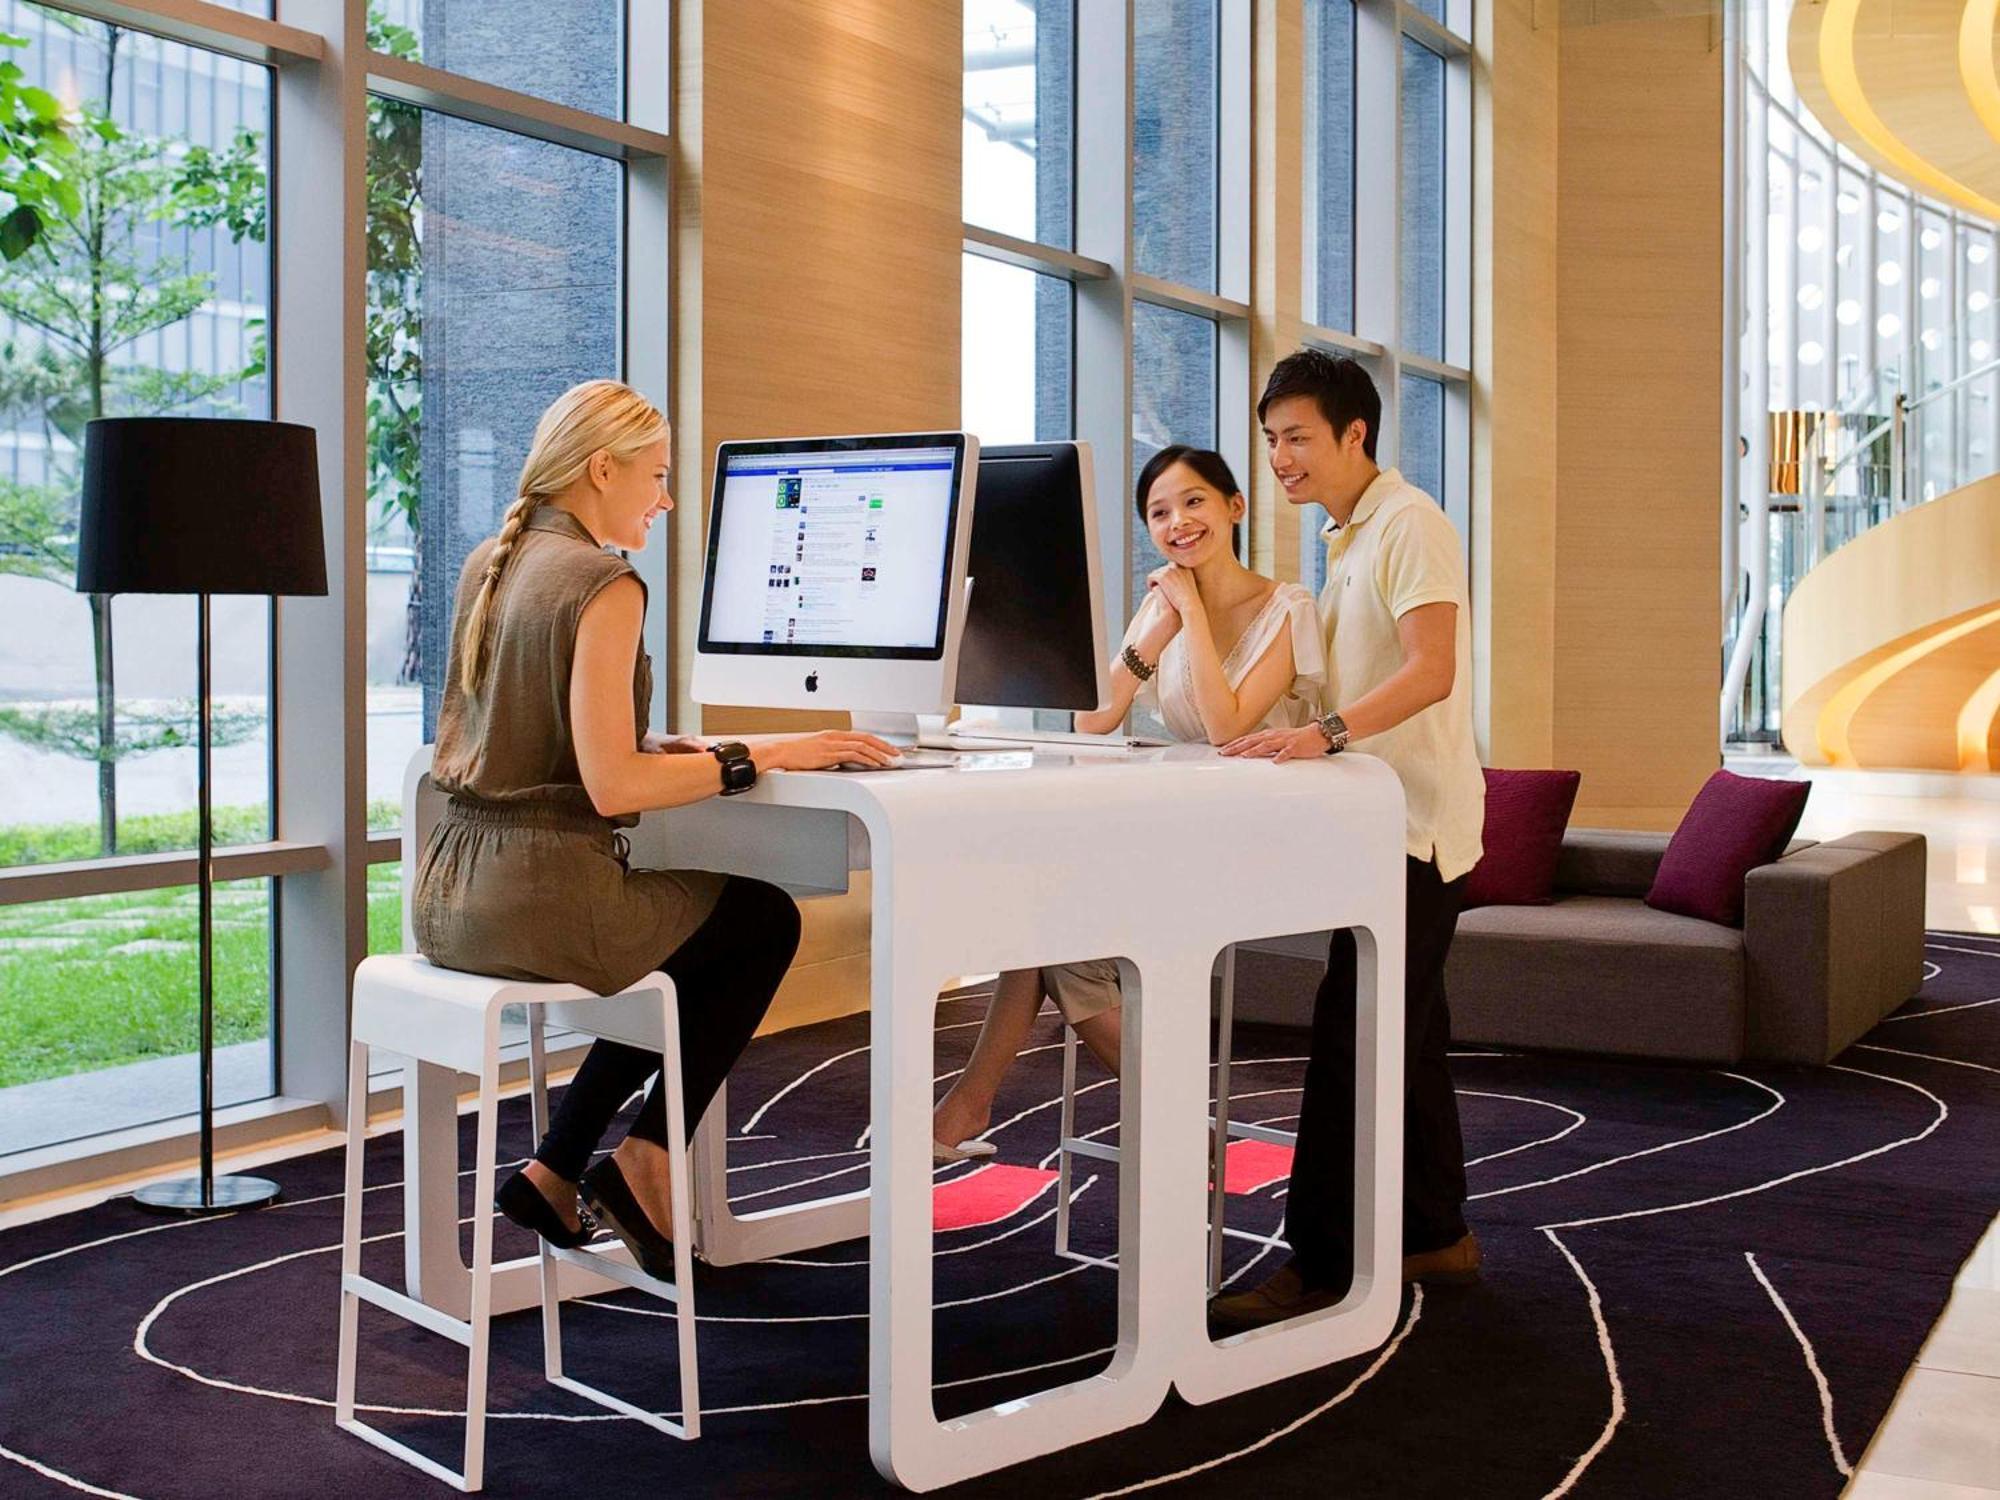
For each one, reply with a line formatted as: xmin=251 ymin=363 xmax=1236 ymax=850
xmin=0 ymin=0 xmax=670 ymax=1175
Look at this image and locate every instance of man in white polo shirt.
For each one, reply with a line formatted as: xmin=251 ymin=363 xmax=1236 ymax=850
xmin=1211 ymin=350 xmax=1486 ymax=1330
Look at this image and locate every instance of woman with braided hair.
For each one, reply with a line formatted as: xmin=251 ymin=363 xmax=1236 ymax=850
xmin=413 ymin=379 xmax=898 ymax=1277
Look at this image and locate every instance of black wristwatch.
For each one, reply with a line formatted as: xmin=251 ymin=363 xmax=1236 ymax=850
xmin=709 ymin=740 xmax=757 ymax=796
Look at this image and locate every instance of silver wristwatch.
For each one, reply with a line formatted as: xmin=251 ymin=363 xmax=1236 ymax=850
xmin=1314 ymin=710 xmax=1350 ymax=754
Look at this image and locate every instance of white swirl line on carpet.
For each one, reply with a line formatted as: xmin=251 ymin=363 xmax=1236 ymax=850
xmin=1538 ymin=1066 xmax=1945 ymax=1232
xmin=0 ymin=1157 xmax=534 ymax=1284
xmin=1879 ymin=995 xmax=2000 ymax=1023
xmin=126 ymin=1202 xmax=1118 ymax=1427
xmin=0 ymin=1441 xmax=141 ymax=1500
xmin=1470 ymin=1073 xmax=1785 ymax=1203
xmin=1854 ymin=1043 xmax=2000 ymax=1075
xmin=1922 ymin=962 xmax=1942 ymax=983
xmin=1746 ymin=1251 xmax=1851 ymax=1477
xmin=591 ymin=1259 xmax=1100 ymax=1324
xmin=726 ymin=1146 xmax=867 ymax=1175
xmin=1460 ymin=1093 xmax=1587 ymax=1167
xmin=738 ymin=1014 xmax=995 ymax=1135
xmin=1925 ymin=944 xmax=2000 ymax=960
xmin=1540 ymin=1230 xmax=1624 ymax=1499
xmin=1077 ymin=1285 xmax=1423 ymax=1499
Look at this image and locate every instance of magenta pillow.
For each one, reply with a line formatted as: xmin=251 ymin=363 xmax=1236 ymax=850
xmin=1461 ymin=769 xmax=1583 ymax=909
xmin=1645 ymin=771 xmax=1811 ymax=926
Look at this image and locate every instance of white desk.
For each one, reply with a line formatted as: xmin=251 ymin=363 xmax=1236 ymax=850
xmin=397 ymin=746 xmax=1407 ymax=1491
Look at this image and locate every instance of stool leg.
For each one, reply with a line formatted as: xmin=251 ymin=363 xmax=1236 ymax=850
xmin=527 ymin=1008 xmax=565 ymax=1383
xmin=659 ymin=986 xmax=701 ymax=1439
xmin=461 ymin=1052 xmax=502 ymax=1492
xmin=1208 ymin=947 xmax=1237 ymax=1295
xmin=1054 ymin=1023 xmax=1080 ymax=1259
xmin=335 ymin=1038 xmax=370 ymax=1427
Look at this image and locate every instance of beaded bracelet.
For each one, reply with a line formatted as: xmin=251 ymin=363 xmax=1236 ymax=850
xmin=1121 ymin=644 xmax=1156 ymax=683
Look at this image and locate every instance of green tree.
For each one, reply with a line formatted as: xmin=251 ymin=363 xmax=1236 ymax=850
xmin=0 ymin=21 xmax=266 ymax=857
xmin=367 ymin=6 xmax=424 ymax=684
xmin=0 ymin=29 xmax=79 ymax=260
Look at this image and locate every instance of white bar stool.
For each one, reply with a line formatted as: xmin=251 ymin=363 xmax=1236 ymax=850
xmin=335 ymin=961 xmax=700 ymax=1492
xmin=1053 ymin=947 xmax=1294 ymax=1291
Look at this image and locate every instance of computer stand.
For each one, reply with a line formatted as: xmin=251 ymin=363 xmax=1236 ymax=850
xmin=849 ymin=711 xmax=955 ymax=749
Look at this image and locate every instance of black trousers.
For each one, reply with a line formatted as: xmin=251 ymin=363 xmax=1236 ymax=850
xmin=1284 ymin=856 xmax=1470 ymax=1289
xmin=532 ymin=875 xmax=801 ymax=1181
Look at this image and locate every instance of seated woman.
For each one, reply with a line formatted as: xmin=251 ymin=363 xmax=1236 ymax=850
xmin=414 ymin=378 xmax=898 ymax=1274
xmin=930 ymin=445 xmax=1325 ymax=1161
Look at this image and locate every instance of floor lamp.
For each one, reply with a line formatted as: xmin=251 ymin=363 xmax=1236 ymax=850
xmin=76 ymin=417 xmax=326 ymax=1215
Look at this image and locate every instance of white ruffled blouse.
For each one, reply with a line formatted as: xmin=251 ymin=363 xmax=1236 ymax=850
xmin=1125 ymin=580 xmax=1327 ymax=744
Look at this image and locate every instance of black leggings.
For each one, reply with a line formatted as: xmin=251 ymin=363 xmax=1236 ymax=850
xmin=532 ymin=875 xmax=801 ymax=1180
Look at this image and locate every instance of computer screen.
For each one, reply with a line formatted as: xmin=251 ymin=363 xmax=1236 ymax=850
xmin=700 ymin=437 xmax=967 ymax=658
xmin=955 ymin=442 xmax=1106 ymax=713
xmin=692 ymin=432 xmax=978 ymax=715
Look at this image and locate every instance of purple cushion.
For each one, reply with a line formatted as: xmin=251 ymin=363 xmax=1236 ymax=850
xmin=1462 ymin=769 xmax=1583 ymax=909
xmin=1645 ymin=771 xmax=1812 ymax=926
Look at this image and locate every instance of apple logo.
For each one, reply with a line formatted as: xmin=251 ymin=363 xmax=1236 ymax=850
xmin=804 ymin=672 xmax=820 ymax=693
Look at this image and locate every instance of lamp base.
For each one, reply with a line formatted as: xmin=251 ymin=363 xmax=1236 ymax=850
xmin=133 ymin=1174 xmax=281 ymax=1216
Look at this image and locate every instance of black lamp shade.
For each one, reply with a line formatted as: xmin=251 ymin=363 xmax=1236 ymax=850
xmin=75 ymin=417 xmax=328 ymax=597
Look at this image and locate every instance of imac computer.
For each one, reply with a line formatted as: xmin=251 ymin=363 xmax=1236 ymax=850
xmin=691 ymin=432 xmax=978 ymax=738
xmin=950 ymin=442 xmax=1146 ymax=748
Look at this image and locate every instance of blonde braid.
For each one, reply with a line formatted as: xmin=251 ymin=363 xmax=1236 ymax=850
xmin=457 ymin=495 xmax=540 ymax=699
xmin=455 ymin=378 xmax=666 ymax=701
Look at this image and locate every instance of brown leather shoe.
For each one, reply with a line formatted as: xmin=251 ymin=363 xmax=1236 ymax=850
xmin=1207 ymin=1263 xmax=1345 ymax=1332
xmin=1403 ymin=1231 xmax=1481 ymax=1285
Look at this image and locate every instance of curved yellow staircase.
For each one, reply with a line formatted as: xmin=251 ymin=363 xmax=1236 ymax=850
xmin=1782 ymin=473 xmax=2000 ymax=770
xmin=1789 ymin=0 xmax=2000 ymax=219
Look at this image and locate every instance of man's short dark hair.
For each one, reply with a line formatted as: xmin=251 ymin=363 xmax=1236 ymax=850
xmin=1258 ymin=349 xmax=1380 ymax=461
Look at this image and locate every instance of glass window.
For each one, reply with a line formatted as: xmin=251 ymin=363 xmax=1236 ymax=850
xmin=0 ymin=11 xmax=273 ymax=867
xmin=1400 ymin=373 xmax=1446 ymax=502
xmin=1962 ymin=227 xmax=1997 ymax=486
xmin=1133 ymin=0 xmax=1218 ymax=292
xmin=963 ymin=0 xmax=1073 ymax=250
xmin=1399 ymin=37 xmax=1446 ymax=360
xmin=1833 ymin=168 xmax=1870 ymax=404
xmin=1304 ymin=0 xmax=1356 ymax=332
xmin=366 ymin=1 xmax=626 ymax=122
xmin=1873 ymin=190 xmax=1910 ymax=387
xmin=962 ymin=256 xmax=1073 ymax=445
xmin=0 ymin=878 xmax=272 ymax=1157
xmin=364 ymin=101 xmax=624 ymax=825
xmin=1130 ymin=302 xmax=1217 ymax=617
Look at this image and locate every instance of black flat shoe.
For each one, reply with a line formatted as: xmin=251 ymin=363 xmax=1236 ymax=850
xmin=579 ymin=1157 xmax=677 ymax=1281
xmin=495 ymin=1170 xmax=595 ymax=1250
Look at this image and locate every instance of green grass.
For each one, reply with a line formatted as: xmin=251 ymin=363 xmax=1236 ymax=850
xmin=0 ymin=863 xmax=406 ymax=1090
xmin=0 ymin=800 xmax=401 ymax=866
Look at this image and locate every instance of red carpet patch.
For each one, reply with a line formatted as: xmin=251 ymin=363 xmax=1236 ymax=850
xmin=1224 ymin=1139 xmax=1294 ymax=1196
xmin=933 ymin=1163 xmax=1060 ymax=1230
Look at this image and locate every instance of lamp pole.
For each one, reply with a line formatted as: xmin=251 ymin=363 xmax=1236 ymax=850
xmin=133 ymin=593 xmax=280 ymax=1214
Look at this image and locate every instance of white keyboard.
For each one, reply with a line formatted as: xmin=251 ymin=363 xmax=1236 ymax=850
xmin=830 ymin=748 xmax=961 ymax=772
xmin=947 ymin=722 xmax=1166 ymax=750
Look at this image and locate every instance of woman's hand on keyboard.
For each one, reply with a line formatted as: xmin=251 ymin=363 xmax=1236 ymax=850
xmin=756 ymin=730 xmax=901 ymax=773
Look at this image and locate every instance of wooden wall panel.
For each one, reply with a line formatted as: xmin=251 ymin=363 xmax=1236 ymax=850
xmin=672 ymin=0 xmax=962 ymax=733
xmin=671 ymin=0 xmax=961 ymax=1028
xmin=1473 ymin=0 xmax=1560 ymax=770
xmin=1553 ymin=15 xmax=1723 ymax=829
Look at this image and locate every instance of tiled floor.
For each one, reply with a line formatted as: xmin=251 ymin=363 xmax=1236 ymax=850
xmin=1780 ymin=770 xmax=2000 ymax=1498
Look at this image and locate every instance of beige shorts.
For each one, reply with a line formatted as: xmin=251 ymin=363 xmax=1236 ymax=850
xmin=1029 ymin=958 xmax=1123 ymax=1026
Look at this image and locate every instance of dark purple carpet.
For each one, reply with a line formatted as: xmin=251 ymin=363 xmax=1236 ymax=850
xmin=1 ymin=931 xmax=1996 ymax=1498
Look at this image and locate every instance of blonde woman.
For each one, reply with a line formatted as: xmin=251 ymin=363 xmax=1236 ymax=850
xmin=930 ymin=445 xmax=1325 ymax=1161
xmin=414 ymin=379 xmax=897 ymax=1276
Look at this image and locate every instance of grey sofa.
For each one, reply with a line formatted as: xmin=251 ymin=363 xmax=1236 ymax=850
xmin=1446 ymin=829 xmax=1928 ymax=1065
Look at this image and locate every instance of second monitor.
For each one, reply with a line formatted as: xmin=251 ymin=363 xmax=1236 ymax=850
xmin=953 ymin=441 xmax=1110 ymax=722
